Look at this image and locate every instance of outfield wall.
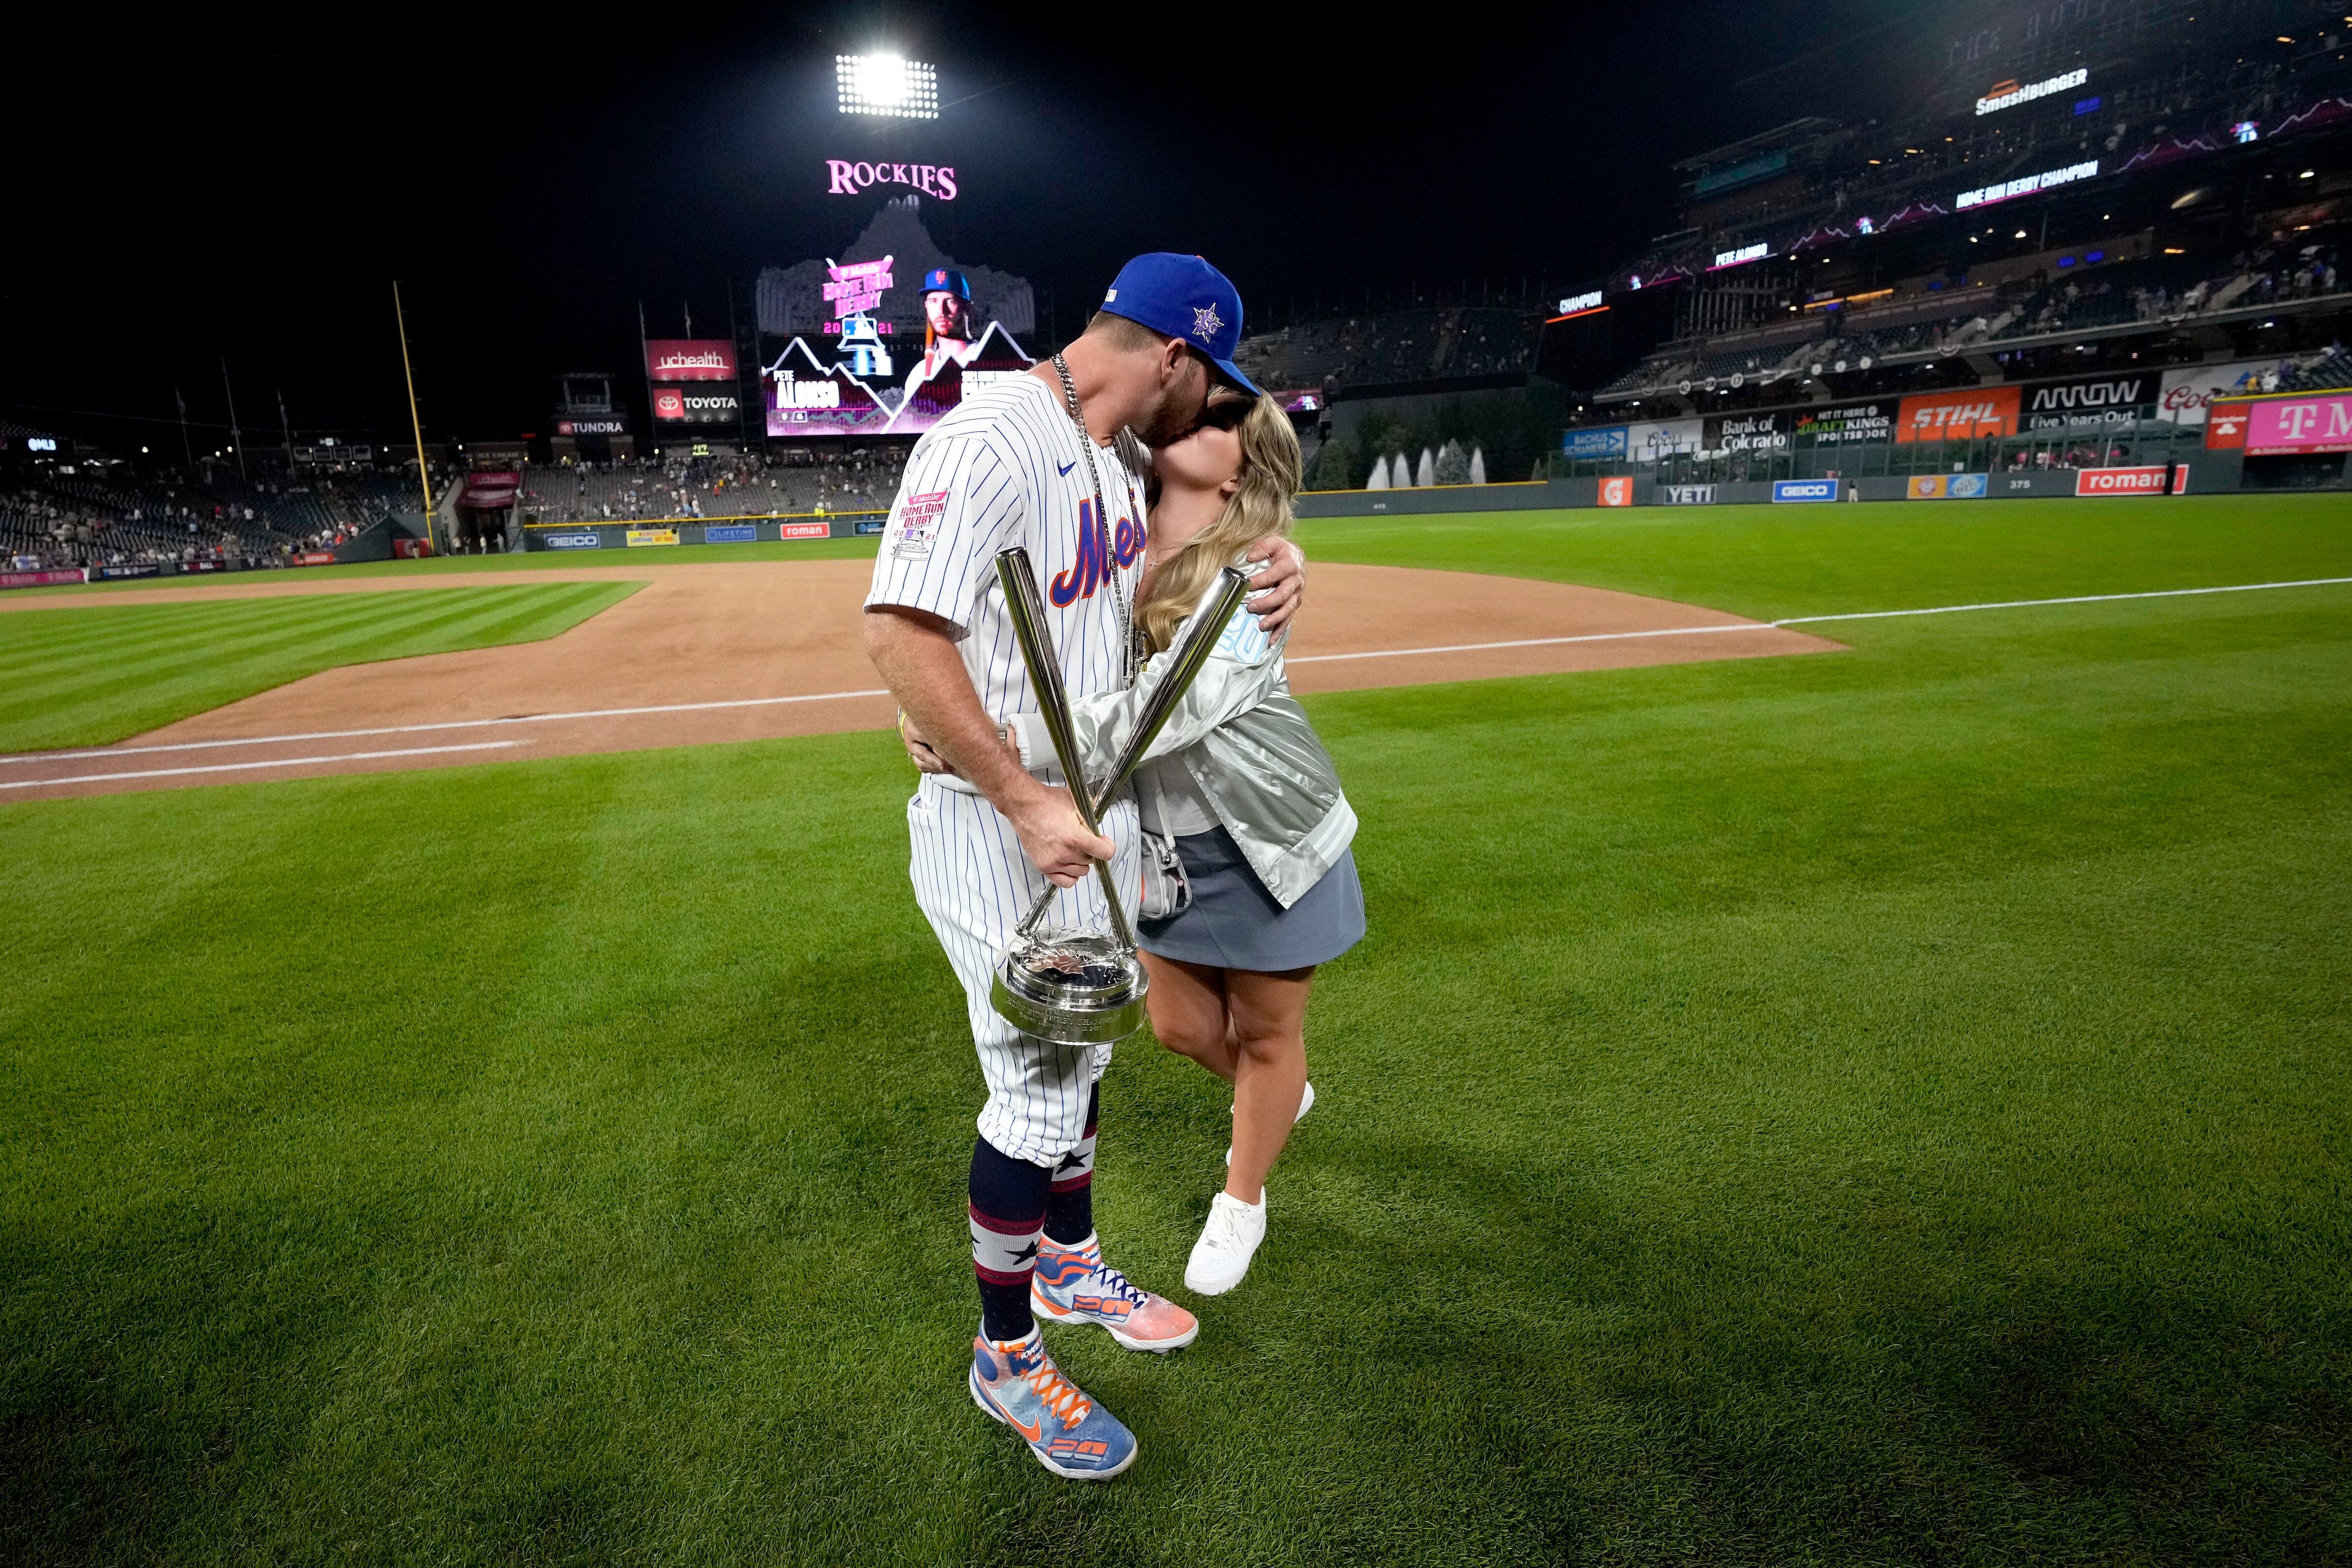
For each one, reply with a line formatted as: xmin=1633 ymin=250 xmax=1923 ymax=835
xmin=1293 ymin=457 xmax=2274 ymax=516
xmin=520 ymin=513 xmax=886 ymax=551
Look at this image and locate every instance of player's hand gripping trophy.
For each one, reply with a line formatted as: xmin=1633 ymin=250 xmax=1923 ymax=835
xmin=988 ymin=546 xmax=1251 ymax=1044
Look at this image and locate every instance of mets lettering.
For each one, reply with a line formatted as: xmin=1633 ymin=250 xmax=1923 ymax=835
xmin=1048 ymin=499 xmax=1145 ymax=608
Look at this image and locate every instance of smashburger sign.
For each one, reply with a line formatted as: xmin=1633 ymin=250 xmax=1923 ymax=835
xmin=653 ymin=387 xmax=744 ymax=423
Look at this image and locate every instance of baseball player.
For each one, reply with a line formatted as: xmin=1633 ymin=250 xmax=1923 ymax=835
xmin=863 ymin=253 xmax=1304 ymax=1481
xmin=903 ymin=268 xmax=983 ymax=396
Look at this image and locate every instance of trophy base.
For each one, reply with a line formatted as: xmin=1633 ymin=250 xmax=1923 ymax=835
xmin=989 ymin=928 xmax=1151 ymax=1045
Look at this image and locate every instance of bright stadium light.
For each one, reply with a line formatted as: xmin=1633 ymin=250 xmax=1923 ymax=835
xmin=837 ymin=54 xmax=938 ymax=119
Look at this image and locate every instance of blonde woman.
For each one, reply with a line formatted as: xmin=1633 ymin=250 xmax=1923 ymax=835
xmin=1002 ymin=390 xmax=1363 ymax=1295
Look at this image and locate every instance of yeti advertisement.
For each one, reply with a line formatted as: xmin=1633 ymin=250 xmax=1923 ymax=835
xmin=758 ymin=197 xmax=1036 ymax=440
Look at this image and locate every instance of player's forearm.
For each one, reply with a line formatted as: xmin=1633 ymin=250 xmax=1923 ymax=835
xmin=863 ymin=609 xmax=1037 ymax=807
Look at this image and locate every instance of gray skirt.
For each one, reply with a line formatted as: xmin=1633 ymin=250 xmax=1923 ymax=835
xmin=1137 ymin=824 xmax=1365 ymax=972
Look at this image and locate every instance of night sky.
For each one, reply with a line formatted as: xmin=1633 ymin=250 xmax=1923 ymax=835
xmin=3 ymin=1 xmax=1977 ymax=452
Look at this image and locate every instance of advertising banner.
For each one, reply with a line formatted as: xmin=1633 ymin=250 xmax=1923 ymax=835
xmin=1625 ymin=418 xmax=1703 ymax=462
xmin=1598 ymin=476 xmax=1634 ymax=506
xmin=1561 ymin=425 xmax=1628 ymax=460
xmin=1907 ymin=474 xmax=1989 ymax=498
xmin=556 ymin=417 xmax=627 ymax=437
xmin=2157 ymin=361 xmax=2286 ymax=425
xmin=292 ymin=550 xmax=336 ymax=566
xmin=544 ymin=532 xmax=602 ymax=549
xmin=1772 ymin=478 xmax=1840 ymax=503
xmin=1701 ymin=411 xmax=1788 ymax=455
xmin=2246 ymin=394 xmax=2352 ymax=455
xmin=96 ymin=562 xmax=162 ymax=579
xmin=780 ymin=521 xmax=831 ymax=539
xmin=1660 ymin=483 xmax=1718 ymax=504
xmin=703 ymin=524 xmax=758 ymax=544
xmin=1896 ymin=386 xmax=2020 ymax=442
xmin=654 ymin=387 xmax=743 ymax=423
xmin=2075 ymin=465 xmax=2173 ymax=495
xmin=645 ymin=339 xmax=738 ymax=381
xmin=1 ymin=567 xmax=87 ymax=590
xmin=1794 ymin=403 xmax=1892 ymax=444
xmin=2021 ymin=374 xmax=2153 ymax=433
xmin=2206 ymin=403 xmax=2250 ymax=448
xmin=625 ymin=528 xmax=680 ymax=547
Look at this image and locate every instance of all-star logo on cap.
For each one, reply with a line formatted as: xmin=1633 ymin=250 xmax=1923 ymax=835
xmin=1191 ymin=303 xmax=1225 ymax=344
xmin=1096 ymin=252 xmax=1262 ymax=396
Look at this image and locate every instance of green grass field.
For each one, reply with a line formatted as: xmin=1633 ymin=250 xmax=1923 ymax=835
xmin=0 ymin=582 xmax=640 ymax=752
xmin=2 ymin=496 xmax=2347 ymax=1564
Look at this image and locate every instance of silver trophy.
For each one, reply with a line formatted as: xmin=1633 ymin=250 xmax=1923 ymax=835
xmin=989 ymin=546 xmax=1253 ymax=1045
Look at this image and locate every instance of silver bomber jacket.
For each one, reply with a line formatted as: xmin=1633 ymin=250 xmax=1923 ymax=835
xmin=1012 ymin=574 xmax=1357 ymax=910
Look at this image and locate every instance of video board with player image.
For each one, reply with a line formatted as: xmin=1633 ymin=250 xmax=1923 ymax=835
xmin=763 ymin=256 xmax=1033 ymax=439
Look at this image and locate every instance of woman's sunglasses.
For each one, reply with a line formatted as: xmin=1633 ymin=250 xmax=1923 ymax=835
xmin=1197 ymin=397 xmax=1253 ymax=433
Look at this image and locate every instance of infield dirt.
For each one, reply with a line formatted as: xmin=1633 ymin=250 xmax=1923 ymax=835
xmin=1 ymin=559 xmax=1838 ymax=798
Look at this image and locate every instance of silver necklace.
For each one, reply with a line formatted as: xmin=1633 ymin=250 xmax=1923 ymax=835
xmin=1051 ymin=353 xmax=1139 ymax=685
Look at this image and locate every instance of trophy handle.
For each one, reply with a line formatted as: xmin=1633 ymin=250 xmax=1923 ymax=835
xmin=1005 ymin=562 xmax=1253 ymax=941
xmin=995 ymin=547 xmax=1137 ymax=950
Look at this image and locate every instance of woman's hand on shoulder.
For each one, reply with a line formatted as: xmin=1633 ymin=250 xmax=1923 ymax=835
xmin=1244 ymin=537 xmax=1306 ymax=634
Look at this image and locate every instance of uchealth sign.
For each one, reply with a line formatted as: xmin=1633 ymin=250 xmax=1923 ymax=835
xmin=2075 ymin=466 xmax=2173 ymax=496
xmin=2245 ymin=393 xmax=2352 ymax=455
xmin=1896 ymin=385 xmax=2020 ymax=442
xmin=645 ymin=339 xmax=737 ymax=381
xmin=826 ymin=159 xmax=958 ymax=200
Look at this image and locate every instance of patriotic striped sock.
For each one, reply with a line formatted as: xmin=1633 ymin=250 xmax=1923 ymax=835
xmin=969 ymin=1135 xmax=1050 ymax=1341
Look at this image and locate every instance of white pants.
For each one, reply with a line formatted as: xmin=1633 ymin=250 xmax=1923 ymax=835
xmin=907 ymin=776 xmax=1141 ymax=1166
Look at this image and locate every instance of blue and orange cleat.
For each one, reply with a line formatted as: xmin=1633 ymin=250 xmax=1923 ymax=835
xmin=1031 ymin=1233 xmax=1199 ymax=1352
xmin=968 ymin=1328 xmax=1138 ymax=1480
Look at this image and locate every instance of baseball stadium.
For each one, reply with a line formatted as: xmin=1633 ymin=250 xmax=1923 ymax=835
xmin=4 ymin=3 xmax=2350 ymax=1562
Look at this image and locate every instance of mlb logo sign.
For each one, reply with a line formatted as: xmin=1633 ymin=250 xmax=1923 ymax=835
xmin=1598 ymin=477 xmax=1634 ymax=507
xmin=2074 ymin=466 xmax=2172 ymax=497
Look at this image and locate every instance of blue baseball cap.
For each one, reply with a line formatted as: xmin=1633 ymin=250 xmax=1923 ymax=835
xmin=1099 ymin=253 xmax=1261 ymax=396
xmin=921 ymin=268 xmax=971 ymax=299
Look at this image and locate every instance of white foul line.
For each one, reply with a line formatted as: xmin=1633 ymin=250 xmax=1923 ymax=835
xmin=1291 ymin=575 xmax=2352 ymax=664
xmin=0 ymin=688 xmax=893 ymax=765
xmin=1773 ymin=576 xmax=2352 ymax=624
xmin=0 ymin=742 xmax=521 ymax=791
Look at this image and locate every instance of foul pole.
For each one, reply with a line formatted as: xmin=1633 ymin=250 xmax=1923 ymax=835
xmin=394 ymin=281 xmax=437 ymax=554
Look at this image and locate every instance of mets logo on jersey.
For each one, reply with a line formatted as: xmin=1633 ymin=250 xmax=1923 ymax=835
xmin=1048 ymin=498 xmax=1144 ymax=607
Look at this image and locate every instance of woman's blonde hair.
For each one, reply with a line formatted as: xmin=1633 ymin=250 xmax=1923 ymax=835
xmin=1136 ymin=391 xmax=1299 ymax=652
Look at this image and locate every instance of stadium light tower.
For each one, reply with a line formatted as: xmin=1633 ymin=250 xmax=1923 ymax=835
xmin=837 ymin=53 xmax=938 ymax=118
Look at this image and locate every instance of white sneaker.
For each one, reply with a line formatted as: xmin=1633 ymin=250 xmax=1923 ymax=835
xmin=1184 ymin=1191 xmax=1268 ymax=1296
xmin=1227 ymin=1080 xmax=1314 ymax=1167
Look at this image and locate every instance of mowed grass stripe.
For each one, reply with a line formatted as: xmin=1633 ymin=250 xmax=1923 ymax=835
xmin=1299 ymin=491 xmax=2352 ymax=621
xmin=0 ymin=582 xmax=640 ymax=752
xmin=3 ymin=590 xmax=570 ymax=718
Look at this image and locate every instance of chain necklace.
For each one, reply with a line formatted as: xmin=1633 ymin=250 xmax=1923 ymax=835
xmin=1051 ymin=353 xmax=1140 ymax=686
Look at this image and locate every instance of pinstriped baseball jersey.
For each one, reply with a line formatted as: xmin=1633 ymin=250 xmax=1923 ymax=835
xmin=865 ymin=374 xmax=1148 ymax=720
xmin=868 ymin=370 xmax=1150 ymax=1166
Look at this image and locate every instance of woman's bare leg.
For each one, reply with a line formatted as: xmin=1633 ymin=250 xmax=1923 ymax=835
xmin=1224 ymin=966 xmax=1314 ymax=1205
xmin=1141 ymin=953 xmax=1237 ymax=1083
